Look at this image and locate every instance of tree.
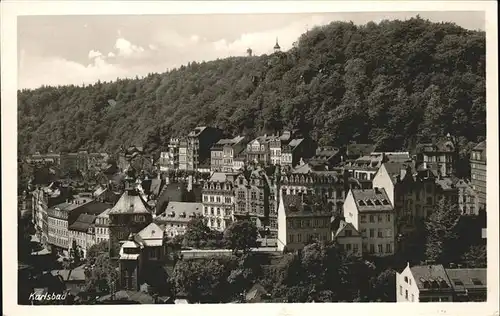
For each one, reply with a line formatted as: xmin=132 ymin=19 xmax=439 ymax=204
xmin=461 ymin=245 xmax=487 ymax=268
xmin=84 ymin=252 xmax=119 ymax=294
xmin=86 ymin=240 xmax=109 ymax=264
xmin=424 ymin=198 xmax=461 ymax=264
xmin=184 ymin=218 xmax=211 ymax=248
xmin=370 ymin=268 xmax=397 ymax=302
xmin=223 ymin=220 xmax=258 ymax=254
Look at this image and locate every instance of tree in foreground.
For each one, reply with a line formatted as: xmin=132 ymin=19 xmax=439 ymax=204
xmin=184 ymin=217 xmax=211 ymax=248
xmin=84 ymin=252 xmax=118 ymax=294
xmin=461 ymin=245 xmax=487 ymax=268
xmin=424 ymin=198 xmax=461 ymax=264
xmin=223 ymin=220 xmax=258 ymax=254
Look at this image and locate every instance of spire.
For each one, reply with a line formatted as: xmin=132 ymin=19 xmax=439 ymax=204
xmin=274 ymin=37 xmax=281 ymax=53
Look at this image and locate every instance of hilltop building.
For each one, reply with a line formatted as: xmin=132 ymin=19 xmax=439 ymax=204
xmin=210 ymin=136 xmax=247 ymax=172
xmin=179 ymin=126 xmax=223 ymax=171
xmin=415 ymin=134 xmax=457 ymax=178
xmin=202 ymin=172 xmax=236 ymax=231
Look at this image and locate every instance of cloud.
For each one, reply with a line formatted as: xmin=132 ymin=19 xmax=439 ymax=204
xmin=114 ymin=37 xmax=145 ymax=57
xmin=107 ymin=52 xmax=116 ymax=58
xmin=88 ymin=49 xmax=102 ymax=59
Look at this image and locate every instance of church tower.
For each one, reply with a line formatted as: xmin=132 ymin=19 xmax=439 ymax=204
xmin=274 ymin=37 xmax=281 ymax=53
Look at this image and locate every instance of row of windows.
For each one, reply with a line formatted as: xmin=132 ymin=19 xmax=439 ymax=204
xmin=361 ymin=228 xmax=393 ymax=238
xmin=472 ymin=174 xmax=486 ymax=181
xmin=204 ymin=206 xmax=232 ymax=217
xmin=363 ymin=243 xmax=392 ymax=254
xmin=203 ymin=195 xmax=232 ymax=204
xmin=49 ymin=228 xmax=68 ymax=237
xmin=399 ymin=286 xmax=415 ymax=302
xmin=287 ymin=218 xmax=330 ymax=229
xmin=288 ymin=232 xmax=329 ymax=243
xmin=96 ymin=218 xmax=109 ymax=226
xmin=48 ymin=218 xmax=67 ymax=227
xmin=96 ymin=237 xmax=108 ymax=243
xmin=96 ymin=227 xmax=109 ymax=235
xmin=360 ymin=214 xmax=391 ymax=223
xmin=338 ymin=243 xmax=359 ymax=253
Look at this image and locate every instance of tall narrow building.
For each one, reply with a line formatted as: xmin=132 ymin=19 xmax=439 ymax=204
xmin=470 ymin=140 xmax=486 ymax=209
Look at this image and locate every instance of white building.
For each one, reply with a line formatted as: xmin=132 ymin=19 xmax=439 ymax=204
xmin=95 ymin=208 xmax=111 ymax=243
xmin=343 ymin=188 xmax=396 ymax=256
xmin=68 ymin=213 xmax=97 ymax=258
xmin=154 ymin=202 xmax=203 ymax=238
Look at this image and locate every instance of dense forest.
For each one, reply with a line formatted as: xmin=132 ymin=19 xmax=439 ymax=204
xmin=18 ymin=16 xmax=486 ymax=159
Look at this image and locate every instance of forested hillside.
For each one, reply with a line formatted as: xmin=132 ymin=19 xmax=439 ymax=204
xmin=18 ymin=16 xmax=486 ymax=158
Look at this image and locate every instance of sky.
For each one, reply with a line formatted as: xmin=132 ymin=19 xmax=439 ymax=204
xmin=17 ymin=11 xmax=485 ymax=90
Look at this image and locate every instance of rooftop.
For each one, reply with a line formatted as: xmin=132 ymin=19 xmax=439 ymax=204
xmin=410 ymin=264 xmax=453 ymax=291
xmin=155 ymin=202 xmax=203 ymax=224
xmin=446 ymin=268 xmax=487 ymax=290
xmin=109 ymin=190 xmax=151 ymax=215
xmin=473 ymin=140 xmax=486 ymax=152
xmin=69 ymin=213 xmax=97 ymax=232
xmin=351 ymin=188 xmax=393 ymax=212
xmin=137 ymin=222 xmax=164 ymax=247
xmin=347 ymin=144 xmax=376 ymax=158
xmin=281 ymin=195 xmax=332 ymax=218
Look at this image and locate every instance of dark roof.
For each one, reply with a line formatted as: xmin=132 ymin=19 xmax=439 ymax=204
xmin=410 ymin=264 xmax=453 ymax=291
xmin=69 ymin=213 xmax=97 ymax=232
xmin=109 ymin=190 xmax=151 ymax=215
xmin=347 ymin=144 xmax=376 ymax=158
xmin=155 ymin=202 xmax=203 ymax=224
xmin=445 ymin=268 xmax=487 ymax=291
xmin=417 ymin=136 xmax=455 ymax=153
xmin=351 ymin=188 xmax=393 ymax=212
xmin=281 ymin=195 xmax=332 ymax=218
xmin=473 ymin=140 xmax=486 ymax=152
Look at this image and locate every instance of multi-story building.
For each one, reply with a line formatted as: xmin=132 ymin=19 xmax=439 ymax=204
xmin=154 ymin=202 xmax=204 ymax=237
xmin=178 ymin=126 xmax=223 ymax=171
xmin=332 ymin=220 xmax=362 ymax=257
xmin=277 ymin=194 xmax=333 ymax=252
xmin=269 ymin=136 xmax=283 ymax=165
xmin=233 ymin=154 xmax=246 ymax=171
xmin=343 ymin=188 xmax=396 ymax=257
xmin=307 ymin=146 xmax=342 ymax=170
xmin=68 ymin=213 xmax=98 ymax=258
xmin=210 ymin=136 xmax=246 ymax=172
xmin=396 ymin=263 xmax=486 ymax=302
xmin=345 ymin=143 xmax=376 ymax=162
xmin=47 ymin=197 xmax=110 ymax=254
xmin=233 ymin=168 xmax=271 ymax=233
xmin=455 ymin=179 xmax=480 ymax=215
xmin=118 ymin=222 xmax=168 ymax=291
xmin=95 ymin=208 xmax=111 ymax=244
xmin=202 ymin=172 xmax=235 ymax=231
xmin=415 ymin=134 xmax=457 ymax=178
xmin=108 ymin=175 xmax=153 ymax=259
xmin=26 ymin=152 xmax=62 ymax=165
xmin=470 ymin=140 xmax=486 ymax=209
xmin=246 ymin=135 xmax=274 ymax=165
xmin=279 ymin=168 xmax=360 ymax=214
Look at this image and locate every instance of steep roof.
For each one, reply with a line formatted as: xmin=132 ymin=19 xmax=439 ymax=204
xmin=137 ymin=222 xmax=164 ymax=247
xmin=473 ymin=140 xmax=486 ymax=152
xmin=155 ymin=202 xmax=203 ymax=224
xmin=446 ymin=268 xmax=487 ymax=291
xmin=409 ymin=264 xmax=453 ymax=291
xmin=351 ymin=188 xmax=393 ymax=212
xmin=209 ymin=172 xmax=229 ymax=183
xmin=69 ymin=213 xmax=97 ymax=232
xmin=334 ymin=220 xmax=361 ymax=238
xmin=109 ymin=190 xmax=151 ymax=215
xmin=281 ymin=195 xmax=332 ymax=218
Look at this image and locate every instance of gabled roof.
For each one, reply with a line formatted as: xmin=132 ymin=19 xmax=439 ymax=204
xmin=351 ymin=188 xmax=393 ymax=212
xmin=209 ymin=172 xmax=229 ymax=183
xmin=109 ymin=190 xmax=151 ymax=215
xmin=409 ymin=264 xmax=452 ymax=290
xmin=281 ymin=195 xmax=332 ymax=218
xmin=473 ymin=140 xmax=486 ymax=152
xmin=334 ymin=220 xmax=361 ymax=238
xmin=446 ymin=268 xmax=487 ymax=291
xmin=155 ymin=202 xmax=203 ymax=224
xmin=137 ymin=222 xmax=164 ymax=247
xmin=69 ymin=213 xmax=97 ymax=232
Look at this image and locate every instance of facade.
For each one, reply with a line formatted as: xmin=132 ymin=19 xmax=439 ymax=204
xmin=333 ymin=220 xmax=362 ymax=257
xmin=202 ymin=173 xmax=235 ymax=231
xmin=210 ymin=136 xmax=246 ymax=172
xmin=277 ymin=194 xmax=333 ymax=252
xmin=158 ymin=138 xmax=181 ymax=171
xmin=154 ymin=201 xmax=204 ymax=237
xmin=179 ymin=126 xmax=223 ymax=171
xmin=95 ymin=208 xmax=111 ymax=243
xmin=68 ymin=213 xmax=97 ymax=258
xmin=246 ymin=135 xmax=274 ymax=165
xmin=396 ymin=263 xmax=486 ymax=302
xmin=415 ymin=134 xmax=457 ymax=178
xmin=234 ymin=169 xmax=271 ymax=233
xmin=118 ymin=223 xmax=168 ymax=291
xmin=470 ymin=140 xmax=486 ymax=209
xmin=108 ymin=176 xmax=153 ymax=259
xmin=343 ymin=188 xmax=396 ymax=257
xmin=452 ymin=179 xmax=479 ymax=216
xmin=233 ymin=154 xmax=246 ymax=171
xmin=308 ymin=147 xmax=342 ymax=170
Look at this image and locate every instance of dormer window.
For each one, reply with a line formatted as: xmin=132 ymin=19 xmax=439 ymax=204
xmin=170 ymin=211 xmax=175 ymax=217
xmin=366 ymin=199 xmax=374 ymax=206
xmin=382 ymin=199 xmax=389 ymax=205
xmin=374 ymin=200 xmax=382 ymax=206
xmin=359 ymin=200 xmax=366 ymax=206
xmin=471 ymin=278 xmax=483 ymax=285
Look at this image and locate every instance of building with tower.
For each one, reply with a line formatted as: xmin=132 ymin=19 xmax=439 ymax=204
xmin=274 ymin=38 xmax=281 ymax=53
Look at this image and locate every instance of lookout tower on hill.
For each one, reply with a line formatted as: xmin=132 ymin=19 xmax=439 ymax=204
xmin=274 ymin=38 xmax=281 ymax=53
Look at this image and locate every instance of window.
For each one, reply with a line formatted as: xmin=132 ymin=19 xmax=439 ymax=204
xmin=411 ymin=294 xmax=415 ymax=302
xmin=288 ymin=234 xmax=294 ymax=243
xmin=370 ymin=244 xmax=375 ymax=253
xmin=211 ymin=207 xmax=214 ymax=215
xmin=361 ymin=229 xmax=367 ymax=237
xmin=353 ymin=244 xmax=359 ymax=254
xmin=452 ymin=279 xmax=464 ymax=286
xmin=251 ymin=192 xmax=257 ymax=200
xmin=426 ymin=197 xmax=433 ymax=205
xmin=378 ymin=244 xmax=383 ymax=253
xmin=369 ymin=215 xmax=375 ymax=223
xmin=203 ymin=196 xmax=208 ymax=202
xmin=405 ymin=290 xmax=408 ymax=300
xmin=471 ymin=278 xmax=483 ymax=286
xmin=210 ymin=196 xmax=214 ymax=202
xmin=378 ymin=229 xmax=383 ymax=238
xmin=404 ymin=276 xmax=409 ymax=283
xmin=216 ymin=196 xmax=221 ymax=203
xmin=238 ymin=191 xmax=245 ymax=199
xmin=370 ymin=229 xmax=375 ymax=238
xmin=297 ymin=233 xmax=302 ymax=242
xmin=378 ymin=215 xmax=383 ymax=223
xmin=399 ymin=286 xmax=403 ymax=296
xmin=345 ymin=229 xmax=352 ymax=237
xmin=225 ymin=197 xmax=231 ymax=204
xmin=386 ymin=244 xmax=392 ymax=253
xmin=360 ymin=215 xmax=367 ymax=223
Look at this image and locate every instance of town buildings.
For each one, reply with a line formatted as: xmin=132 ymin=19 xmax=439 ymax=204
xmin=108 ymin=174 xmax=154 ymax=259
xmin=415 ymin=134 xmax=457 ymax=178
xmin=277 ymin=194 xmax=333 ymax=252
xmin=332 ymin=220 xmax=362 ymax=257
xmin=202 ymin=172 xmax=236 ymax=231
xmin=158 ymin=138 xmax=181 ymax=171
xmin=396 ymin=263 xmax=486 ymax=302
xmin=68 ymin=213 xmax=98 ymax=258
xmin=95 ymin=208 xmax=111 ymax=243
xmin=210 ymin=136 xmax=246 ymax=172
xmin=470 ymin=140 xmax=486 ymax=209
xmin=154 ymin=201 xmax=204 ymax=237
xmin=307 ymin=146 xmax=342 ymax=170
xmin=246 ymin=135 xmax=274 ymax=165
xmin=343 ymin=188 xmax=396 ymax=257
xmin=178 ymin=126 xmax=223 ymax=171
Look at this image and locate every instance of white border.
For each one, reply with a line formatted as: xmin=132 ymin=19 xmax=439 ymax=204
xmin=1 ymin=1 xmax=498 ymax=316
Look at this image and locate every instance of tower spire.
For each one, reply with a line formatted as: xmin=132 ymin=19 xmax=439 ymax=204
xmin=274 ymin=37 xmax=281 ymax=53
